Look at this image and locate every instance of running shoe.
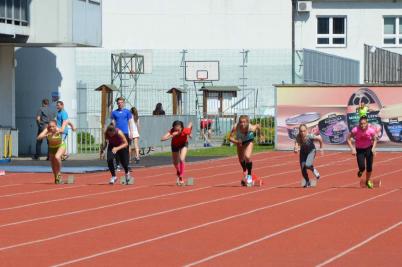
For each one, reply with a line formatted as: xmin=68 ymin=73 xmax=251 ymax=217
xmin=366 ymin=180 xmax=374 ymax=189
xmin=246 ymin=175 xmax=253 ymax=187
xmin=240 ymin=180 xmax=246 ymax=186
xmin=125 ymin=174 xmax=133 ymax=184
xmin=357 ymin=171 xmax=363 ymax=177
xmin=109 ymin=176 xmax=117 ymax=185
xmin=303 ymin=179 xmax=311 ymax=188
xmin=176 ymin=177 xmax=185 ymax=186
xmin=55 ymin=174 xmax=62 ymax=184
xmin=313 ymin=168 xmax=320 ymax=179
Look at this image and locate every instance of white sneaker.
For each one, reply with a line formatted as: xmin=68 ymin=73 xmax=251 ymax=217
xmin=313 ymin=168 xmax=320 ymax=179
xmin=109 ymin=176 xmax=117 ymax=184
xmin=125 ymin=174 xmax=134 ymax=184
xmin=246 ymin=175 xmax=253 ymax=187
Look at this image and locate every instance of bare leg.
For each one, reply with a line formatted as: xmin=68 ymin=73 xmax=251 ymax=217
xmin=179 ymin=146 xmax=188 ymax=177
xmin=243 ymin=142 xmax=254 ymax=176
xmin=134 ymin=138 xmax=140 ymax=159
xmin=54 ymin=146 xmax=66 ymax=177
xmin=172 ymin=151 xmax=180 ymax=175
xmin=237 ymin=144 xmax=246 ymax=173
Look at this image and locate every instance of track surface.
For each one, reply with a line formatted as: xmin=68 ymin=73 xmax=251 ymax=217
xmin=0 ymin=151 xmax=401 ymax=266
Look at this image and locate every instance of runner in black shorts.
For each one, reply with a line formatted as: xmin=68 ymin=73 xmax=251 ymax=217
xmin=161 ymin=120 xmax=192 ymax=186
xmin=294 ymin=124 xmax=323 ymax=188
xmin=229 ymin=115 xmax=261 ymax=187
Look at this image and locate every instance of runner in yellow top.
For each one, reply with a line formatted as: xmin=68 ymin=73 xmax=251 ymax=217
xmin=356 ymin=102 xmax=372 ymax=118
xmin=37 ymin=120 xmax=66 ymax=184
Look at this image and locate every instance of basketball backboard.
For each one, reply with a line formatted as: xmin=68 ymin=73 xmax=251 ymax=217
xmin=185 ymin=61 xmax=220 ymax=81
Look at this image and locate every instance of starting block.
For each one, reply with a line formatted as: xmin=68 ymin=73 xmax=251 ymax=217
xmin=176 ymin=177 xmax=195 ymax=186
xmin=301 ymin=178 xmax=317 ymax=187
xmin=186 ymin=177 xmax=194 ymax=186
xmin=65 ymin=175 xmax=75 ymax=184
xmin=252 ymin=174 xmax=263 ymax=187
xmin=360 ymin=178 xmax=381 ymax=188
xmin=59 ymin=175 xmax=75 ymax=184
xmin=120 ymin=175 xmax=134 ymax=185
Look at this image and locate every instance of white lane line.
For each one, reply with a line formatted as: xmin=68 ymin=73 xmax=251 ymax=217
xmin=183 ymin=189 xmax=400 ymax=267
xmin=0 ymin=185 xmax=87 ymax=198
xmin=0 ymin=155 xmax=321 ymax=211
xmin=316 ymin=221 xmax=402 ymax=267
xmin=2 ymin=166 xmax=398 ymax=257
xmin=52 ymin=188 xmax=400 ymax=267
xmin=0 ymin=156 xmax=354 ymax=222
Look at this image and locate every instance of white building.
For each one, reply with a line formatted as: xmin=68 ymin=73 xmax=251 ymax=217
xmin=295 ymin=0 xmax=402 ymax=82
xmin=0 ymin=0 xmax=102 ymax=155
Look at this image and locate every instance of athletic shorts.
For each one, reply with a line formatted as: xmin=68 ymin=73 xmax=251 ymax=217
xmin=242 ymin=138 xmax=254 ymax=146
xmin=171 ymin=142 xmax=188 ymax=152
xmin=49 ymin=143 xmax=66 ymax=155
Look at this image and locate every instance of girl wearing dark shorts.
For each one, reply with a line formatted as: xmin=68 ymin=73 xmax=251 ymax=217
xmin=229 ymin=115 xmax=261 ymax=187
xmin=347 ymin=116 xmax=377 ymax=189
xmin=294 ymin=124 xmax=323 ymax=188
xmin=161 ymin=121 xmax=193 ymax=186
xmin=100 ymin=124 xmax=131 ymax=185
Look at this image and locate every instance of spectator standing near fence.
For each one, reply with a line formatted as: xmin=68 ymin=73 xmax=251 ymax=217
xmin=56 ymin=101 xmax=76 ymax=160
xmin=111 ymin=97 xmax=134 ymax=169
xmin=130 ymin=107 xmax=141 ymax=163
xmin=33 ymin=99 xmax=55 ymax=160
xmin=152 ymin=103 xmax=166 ymax=115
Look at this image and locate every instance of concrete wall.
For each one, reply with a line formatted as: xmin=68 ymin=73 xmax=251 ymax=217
xmin=0 ymin=46 xmax=15 ymax=128
xmin=15 ymin=47 xmax=77 ymax=155
xmin=102 ymin=0 xmax=291 ymax=49
xmin=21 ymin=0 xmax=102 ymax=46
xmin=295 ymin=1 xmax=402 ymax=82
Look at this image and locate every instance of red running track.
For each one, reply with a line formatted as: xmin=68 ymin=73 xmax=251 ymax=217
xmin=0 ymin=151 xmax=401 ymax=266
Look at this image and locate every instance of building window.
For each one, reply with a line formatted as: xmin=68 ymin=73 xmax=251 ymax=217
xmin=316 ymin=16 xmax=346 ymax=47
xmin=0 ymin=0 xmax=28 ymax=26
xmin=383 ymin=17 xmax=401 ymax=46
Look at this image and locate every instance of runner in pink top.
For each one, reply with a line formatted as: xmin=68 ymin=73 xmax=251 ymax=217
xmin=352 ymin=124 xmax=377 ymax=149
xmin=347 ymin=116 xmax=378 ymax=188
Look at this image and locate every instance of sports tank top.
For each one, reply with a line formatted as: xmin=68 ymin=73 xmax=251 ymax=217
xmin=47 ymin=133 xmax=63 ymax=148
xmin=236 ymin=125 xmax=255 ymax=142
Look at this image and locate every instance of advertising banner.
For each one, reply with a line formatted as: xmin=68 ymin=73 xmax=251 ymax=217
xmin=276 ymin=85 xmax=402 ymax=150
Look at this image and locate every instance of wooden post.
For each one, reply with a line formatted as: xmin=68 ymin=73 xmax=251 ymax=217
xmin=100 ymin=88 xmax=107 ymax=132
xmin=172 ymin=89 xmax=178 ymax=115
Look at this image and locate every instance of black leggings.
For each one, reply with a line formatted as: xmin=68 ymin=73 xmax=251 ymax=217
xmin=300 ymin=149 xmax=316 ymax=180
xmin=356 ymin=146 xmax=373 ymax=173
xmin=107 ymin=146 xmax=129 ymax=176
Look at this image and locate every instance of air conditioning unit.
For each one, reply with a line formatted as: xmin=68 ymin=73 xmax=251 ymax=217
xmin=297 ymin=1 xmax=312 ymax=13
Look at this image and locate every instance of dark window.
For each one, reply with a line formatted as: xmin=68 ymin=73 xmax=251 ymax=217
xmin=14 ymin=0 xmax=20 ymax=21
xmin=333 ymin=38 xmax=345 ymax=44
xmin=317 ymin=18 xmax=329 ymax=34
xmin=21 ymin=0 xmax=27 ymax=21
xmin=333 ymin=17 xmax=345 ymax=34
xmin=6 ymin=0 xmax=11 ymax=18
xmin=384 ymin=38 xmax=396 ymax=44
xmin=317 ymin=38 xmax=329 ymax=44
xmin=0 ymin=0 xmax=5 ymax=18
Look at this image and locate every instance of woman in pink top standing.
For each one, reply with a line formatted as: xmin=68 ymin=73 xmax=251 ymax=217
xmin=347 ymin=116 xmax=378 ymax=188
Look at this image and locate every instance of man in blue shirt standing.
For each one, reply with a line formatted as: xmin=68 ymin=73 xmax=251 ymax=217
xmin=56 ymin=101 xmax=76 ymax=160
xmin=110 ymin=97 xmax=134 ymax=182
